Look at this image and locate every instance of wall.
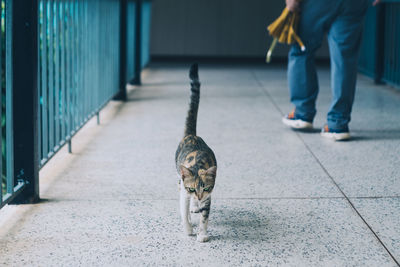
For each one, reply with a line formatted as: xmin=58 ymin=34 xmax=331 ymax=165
xmin=150 ymin=0 xmax=330 ymax=59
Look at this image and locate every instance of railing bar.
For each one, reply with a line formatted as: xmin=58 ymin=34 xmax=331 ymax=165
xmin=86 ymin=2 xmax=90 ymax=115
xmin=88 ymin=1 xmax=92 ymax=115
xmin=98 ymin=0 xmax=100 ymax=112
xmin=91 ymin=1 xmax=94 ymax=116
xmin=104 ymin=1 xmax=107 ymax=104
xmin=109 ymin=1 xmax=112 ymax=97
xmin=48 ymin=0 xmax=55 ymax=156
xmin=0 ymin=0 xmax=3 ymax=203
xmin=86 ymin=2 xmax=90 ymax=111
xmin=69 ymin=0 xmax=74 ymax=140
xmin=390 ymin=5 xmax=394 ymax=83
xmin=113 ymin=0 xmax=115 ymax=96
xmin=86 ymin=1 xmax=89 ymax=115
xmin=385 ymin=5 xmax=391 ymax=82
xmin=100 ymin=1 xmax=104 ymax=106
xmin=60 ymin=1 xmax=66 ymax=141
xmin=115 ymin=0 xmax=118 ymax=96
xmin=54 ymin=1 xmax=60 ymax=148
xmin=80 ymin=1 xmax=84 ymax=122
xmin=85 ymin=1 xmax=89 ymax=117
xmin=133 ymin=0 xmax=142 ymax=85
xmin=97 ymin=1 xmax=100 ymax=107
xmin=394 ymin=5 xmax=397 ymax=84
xmin=103 ymin=1 xmax=106 ymax=104
xmin=88 ymin=1 xmax=91 ymax=116
xmin=392 ymin=5 xmax=395 ymax=83
xmin=99 ymin=1 xmax=105 ymax=103
xmin=94 ymin=1 xmax=98 ymax=110
xmin=78 ymin=1 xmax=83 ymax=127
xmin=104 ymin=0 xmax=107 ymax=103
xmin=100 ymin=1 xmax=102 ymax=109
xmin=72 ymin=0 xmax=76 ymax=132
xmin=65 ymin=1 xmax=71 ymax=144
xmin=108 ymin=0 xmax=110 ymax=100
xmin=387 ymin=7 xmax=391 ymax=83
xmin=98 ymin=0 xmax=100 ymax=111
xmin=66 ymin=0 xmax=70 ymax=138
xmin=75 ymin=0 xmax=79 ymax=128
xmin=76 ymin=0 xmax=80 ymax=129
xmin=5 ymin=0 xmax=14 ymax=194
xmin=394 ymin=5 xmax=400 ymax=87
xmin=37 ymin=0 xmax=42 ymax=172
xmin=395 ymin=5 xmax=399 ymax=86
xmin=81 ymin=1 xmax=84 ymax=119
xmin=395 ymin=4 xmax=398 ymax=85
xmin=41 ymin=0 xmax=49 ymax=160
xmin=115 ymin=0 xmax=118 ymax=95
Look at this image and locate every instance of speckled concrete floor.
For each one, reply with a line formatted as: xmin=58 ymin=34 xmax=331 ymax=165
xmin=0 ymin=64 xmax=399 ymax=267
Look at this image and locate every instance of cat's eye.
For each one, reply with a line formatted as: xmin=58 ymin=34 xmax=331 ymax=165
xmin=203 ymin=187 xmax=210 ymax=192
xmin=188 ymin=188 xmax=195 ymax=192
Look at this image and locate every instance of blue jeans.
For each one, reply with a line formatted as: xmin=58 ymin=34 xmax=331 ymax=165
xmin=288 ymin=0 xmax=368 ymax=130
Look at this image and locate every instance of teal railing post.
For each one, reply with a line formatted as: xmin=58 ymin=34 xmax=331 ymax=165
xmin=374 ymin=4 xmax=385 ymax=84
xmin=115 ymin=0 xmax=128 ymax=101
xmin=131 ymin=0 xmax=142 ymax=85
xmin=10 ymin=0 xmax=40 ymax=204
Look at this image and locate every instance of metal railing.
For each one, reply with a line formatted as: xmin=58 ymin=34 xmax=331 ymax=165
xmin=38 ymin=0 xmax=121 ymax=166
xmin=359 ymin=0 xmax=400 ymax=89
xmin=1 ymin=0 xmax=151 ymax=209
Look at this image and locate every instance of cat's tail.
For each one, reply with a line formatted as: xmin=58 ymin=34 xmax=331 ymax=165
xmin=184 ymin=63 xmax=200 ymax=136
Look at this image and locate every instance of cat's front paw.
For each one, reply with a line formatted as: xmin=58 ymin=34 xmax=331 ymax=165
xmin=183 ymin=224 xmax=194 ymax=236
xmin=196 ymin=233 xmax=210 ymax=242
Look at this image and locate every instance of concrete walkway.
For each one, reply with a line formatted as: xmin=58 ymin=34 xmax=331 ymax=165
xmin=0 ymin=63 xmax=399 ymax=266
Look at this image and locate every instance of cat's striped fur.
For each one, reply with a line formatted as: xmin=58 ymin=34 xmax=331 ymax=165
xmin=175 ymin=64 xmax=217 ymax=242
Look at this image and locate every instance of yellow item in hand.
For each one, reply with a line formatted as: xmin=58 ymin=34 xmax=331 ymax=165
xmin=266 ymin=7 xmax=305 ymax=63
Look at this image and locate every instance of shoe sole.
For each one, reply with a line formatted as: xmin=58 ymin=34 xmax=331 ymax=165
xmin=320 ymin=131 xmax=351 ymax=141
xmin=282 ymin=117 xmax=313 ymax=130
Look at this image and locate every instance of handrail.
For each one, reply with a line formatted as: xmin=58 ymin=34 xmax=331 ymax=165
xmin=1 ymin=0 xmax=152 ymax=209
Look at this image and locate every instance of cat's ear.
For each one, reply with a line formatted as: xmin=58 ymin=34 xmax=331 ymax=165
xmin=180 ymin=165 xmax=192 ymax=180
xmin=205 ymin=166 xmax=217 ymax=178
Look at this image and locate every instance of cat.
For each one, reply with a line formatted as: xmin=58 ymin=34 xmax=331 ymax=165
xmin=175 ymin=63 xmax=217 ymax=242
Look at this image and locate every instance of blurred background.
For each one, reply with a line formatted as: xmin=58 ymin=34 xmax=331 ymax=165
xmin=149 ymin=0 xmax=399 ymax=90
xmin=150 ymin=0 xmax=330 ymax=60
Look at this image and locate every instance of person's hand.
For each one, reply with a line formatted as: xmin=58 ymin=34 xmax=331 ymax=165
xmin=372 ymin=0 xmax=381 ymax=6
xmin=286 ymin=0 xmax=300 ymax=12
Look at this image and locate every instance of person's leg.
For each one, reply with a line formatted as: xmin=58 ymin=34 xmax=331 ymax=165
xmin=326 ymin=0 xmax=368 ymax=131
xmin=287 ymin=0 xmax=340 ymax=123
xmin=288 ymin=47 xmax=318 ymax=123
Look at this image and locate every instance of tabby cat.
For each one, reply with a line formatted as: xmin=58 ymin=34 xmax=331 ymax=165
xmin=175 ymin=64 xmax=217 ymax=242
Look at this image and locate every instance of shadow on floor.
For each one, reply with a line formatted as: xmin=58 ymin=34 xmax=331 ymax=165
xmin=351 ymin=129 xmax=400 ymax=141
xmin=127 ymin=95 xmax=182 ymax=103
xmin=294 ymin=128 xmax=400 ymax=141
xmin=139 ymin=81 xmax=187 ymax=87
xmin=208 ymin=206 xmax=278 ymax=242
xmin=293 ymin=128 xmax=322 ymax=134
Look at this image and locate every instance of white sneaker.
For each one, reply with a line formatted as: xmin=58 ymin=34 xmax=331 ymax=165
xmin=320 ymin=125 xmax=351 ymax=141
xmin=282 ymin=110 xmax=313 ymax=130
